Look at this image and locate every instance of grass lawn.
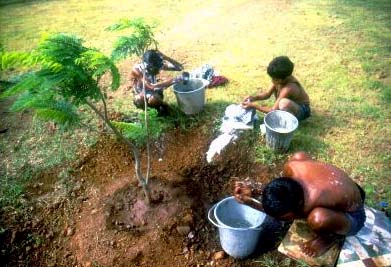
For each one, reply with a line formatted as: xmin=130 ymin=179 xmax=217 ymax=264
xmin=1 ymin=0 xmax=391 ymax=244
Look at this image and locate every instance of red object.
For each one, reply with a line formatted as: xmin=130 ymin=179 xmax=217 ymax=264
xmin=208 ymin=75 xmax=228 ymax=88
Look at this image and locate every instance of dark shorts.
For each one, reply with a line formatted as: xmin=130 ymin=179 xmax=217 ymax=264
xmin=346 ymin=183 xmax=366 ymax=236
xmin=296 ymin=103 xmax=311 ymax=121
xmin=346 ymin=204 xmax=366 ymax=236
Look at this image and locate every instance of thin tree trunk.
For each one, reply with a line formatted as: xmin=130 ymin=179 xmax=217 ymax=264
xmin=85 ymin=100 xmax=151 ymax=204
xmin=141 ymin=65 xmax=151 ymax=185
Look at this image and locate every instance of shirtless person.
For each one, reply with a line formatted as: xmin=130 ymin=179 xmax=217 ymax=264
xmin=234 ymin=151 xmax=366 ymax=257
xmin=130 ymin=49 xmax=184 ymax=113
xmin=241 ymin=56 xmax=311 ymax=121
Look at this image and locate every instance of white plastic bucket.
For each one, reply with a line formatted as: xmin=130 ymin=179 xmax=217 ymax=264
xmin=208 ymin=197 xmax=266 ymax=259
xmin=173 ymin=78 xmax=209 ymax=115
xmin=264 ymin=110 xmax=298 ymax=152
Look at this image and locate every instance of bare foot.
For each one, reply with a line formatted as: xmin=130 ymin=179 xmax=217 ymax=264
xmin=300 ymin=235 xmax=338 ymax=257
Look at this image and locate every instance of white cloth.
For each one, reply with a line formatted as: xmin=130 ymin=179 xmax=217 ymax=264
xmin=206 ymin=104 xmax=257 ymax=163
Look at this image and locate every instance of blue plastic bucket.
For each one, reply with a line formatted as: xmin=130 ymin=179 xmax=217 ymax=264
xmin=208 ymin=197 xmax=266 ymax=259
xmin=264 ymin=110 xmax=298 ymax=152
xmin=173 ymin=78 xmax=209 ymax=115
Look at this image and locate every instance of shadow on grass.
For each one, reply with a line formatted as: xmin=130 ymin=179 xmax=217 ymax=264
xmin=164 ymin=99 xmax=234 ymax=130
xmin=290 ymin=110 xmax=336 ymax=156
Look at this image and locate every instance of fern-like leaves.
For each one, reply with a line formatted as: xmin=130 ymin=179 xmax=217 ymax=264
xmin=107 ymin=18 xmax=158 ymax=60
xmin=111 ymin=109 xmax=168 ymax=146
xmin=77 ymin=50 xmax=120 ymax=90
xmin=10 ymin=91 xmax=79 ymax=125
xmin=1 ymin=32 xmax=120 ymax=126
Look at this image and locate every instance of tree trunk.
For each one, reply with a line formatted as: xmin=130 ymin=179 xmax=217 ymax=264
xmin=85 ymin=100 xmax=152 ymax=204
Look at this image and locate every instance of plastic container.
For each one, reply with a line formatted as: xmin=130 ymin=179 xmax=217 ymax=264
xmin=208 ymin=196 xmax=267 ymax=259
xmin=214 ymin=196 xmax=265 ymax=229
xmin=173 ymin=78 xmax=209 ymax=115
xmin=264 ymin=110 xmax=298 ymax=152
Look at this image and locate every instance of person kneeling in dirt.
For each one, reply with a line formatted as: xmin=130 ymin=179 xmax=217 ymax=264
xmin=241 ymin=56 xmax=311 ymax=121
xmin=130 ymin=49 xmax=185 ymax=114
xmin=233 ymin=151 xmax=366 ymax=257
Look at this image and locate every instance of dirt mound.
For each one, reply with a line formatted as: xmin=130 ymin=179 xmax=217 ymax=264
xmin=1 ymin=126 xmax=290 ymax=267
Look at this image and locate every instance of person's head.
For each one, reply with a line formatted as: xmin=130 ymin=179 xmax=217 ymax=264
xmin=262 ymin=177 xmax=304 ymax=220
xmin=267 ymin=56 xmax=294 ymax=84
xmin=143 ymin=50 xmax=164 ymax=75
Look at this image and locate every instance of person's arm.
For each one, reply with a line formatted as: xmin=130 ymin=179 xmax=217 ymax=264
xmin=270 ymin=86 xmax=293 ymax=110
xmin=243 ymin=84 xmax=275 ymax=102
xmin=271 ymin=83 xmax=304 ymax=111
xmin=241 ymin=84 xmax=276 ymax=113
xmin=233 ymin=181 xmax=264 ymax=211
xmin=253 ymin=83 xmax=276 ymax=101
xmin=249 ymin=103 xmax=272 ymax=113
xmin=159 ymin=51 xmax=183 ymax=71
xmin=131 ymin=66 xmax=183 ymax=91
xmin=151 ymin=75 xmax=183 ymax=89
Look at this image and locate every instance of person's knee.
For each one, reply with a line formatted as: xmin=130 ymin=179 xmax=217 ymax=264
xmin=133 ymin=95 xmax=145 ymax=109
xmin=307 ymin=208 xmax=330 ymax=232
xmin=278 ymin=98 xmax=300 ymax=115
xmin=278 ymin=98 xmax=293 ymax=110
xmin=307 ymin=208 xmax=351 ymax=234
xmin=148 ymin=94 xmax=163 ymax=107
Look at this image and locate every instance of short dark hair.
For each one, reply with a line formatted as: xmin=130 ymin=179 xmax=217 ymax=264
xmin=267 ymin=56 xmax=294 ymax=79
xmin=143 ymin=50 xmax=164 ymax=72
xmin=262 ymin=177 xmax=304 ymax=218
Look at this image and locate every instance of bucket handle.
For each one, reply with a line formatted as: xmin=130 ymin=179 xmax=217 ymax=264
xmin=208 ymin=202 xmax=264 ymax=231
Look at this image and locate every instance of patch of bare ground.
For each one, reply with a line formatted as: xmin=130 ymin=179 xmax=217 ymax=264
xmin=1 ymin=122 xmax=292 ymax=266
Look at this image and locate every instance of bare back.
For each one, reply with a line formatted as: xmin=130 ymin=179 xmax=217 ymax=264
xmin=275 ymin=76 xmax=310 ymax=105
xmin=283 ymin=159 xmax=363 ymax=215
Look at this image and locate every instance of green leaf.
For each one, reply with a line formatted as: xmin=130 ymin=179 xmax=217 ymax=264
xmin=1 ymin=72 xmax=43 ymax=98
xmin=109 ymin=18 xmax=159 ymax=60
xmin=78 ymin=50 xmax=120 ymax=90
xmin=36 ymin=106 xmax=79 ymax=125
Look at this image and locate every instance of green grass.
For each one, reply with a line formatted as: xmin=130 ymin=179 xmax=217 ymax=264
xmin=1 ymin=1 xmax=391 ymax=266
xmin=1 ymin=0 xmax=390 ymax=223
xmin=0 ymin=115 xmax=99 ymax=206
xmin=252 ymin=252 xmax=309 ymax=267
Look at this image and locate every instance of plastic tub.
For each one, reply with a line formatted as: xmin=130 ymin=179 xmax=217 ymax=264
xmin=173 ymin=78 xmax=209 ymax=115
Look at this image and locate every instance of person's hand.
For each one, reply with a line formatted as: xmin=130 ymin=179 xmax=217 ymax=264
xmin=242 ymin=95 xmax=254 ymax=103
xmin=241 ymin=100 xmax=256 ymax=109
xmin=233 ymin=181 xmax=253 ymax=205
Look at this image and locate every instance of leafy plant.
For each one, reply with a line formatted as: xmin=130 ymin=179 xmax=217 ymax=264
xmin=112 ymin=108 xmax=169 ymax=145
xmin=106 ymin=17 xmax=161 ymax=193
xmin=106 ymin=17 xmax=158 ymax=61
xmin=1 ymin=33 xmax=154 ymax=203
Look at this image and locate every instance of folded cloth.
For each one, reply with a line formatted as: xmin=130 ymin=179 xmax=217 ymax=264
xmin=208 ymin=75 xmax=228 ymax=88
xmin=224 ymin=104 xmax=256 ymax=125
xmin=190 ymin=64 xmax=214 ymax=81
